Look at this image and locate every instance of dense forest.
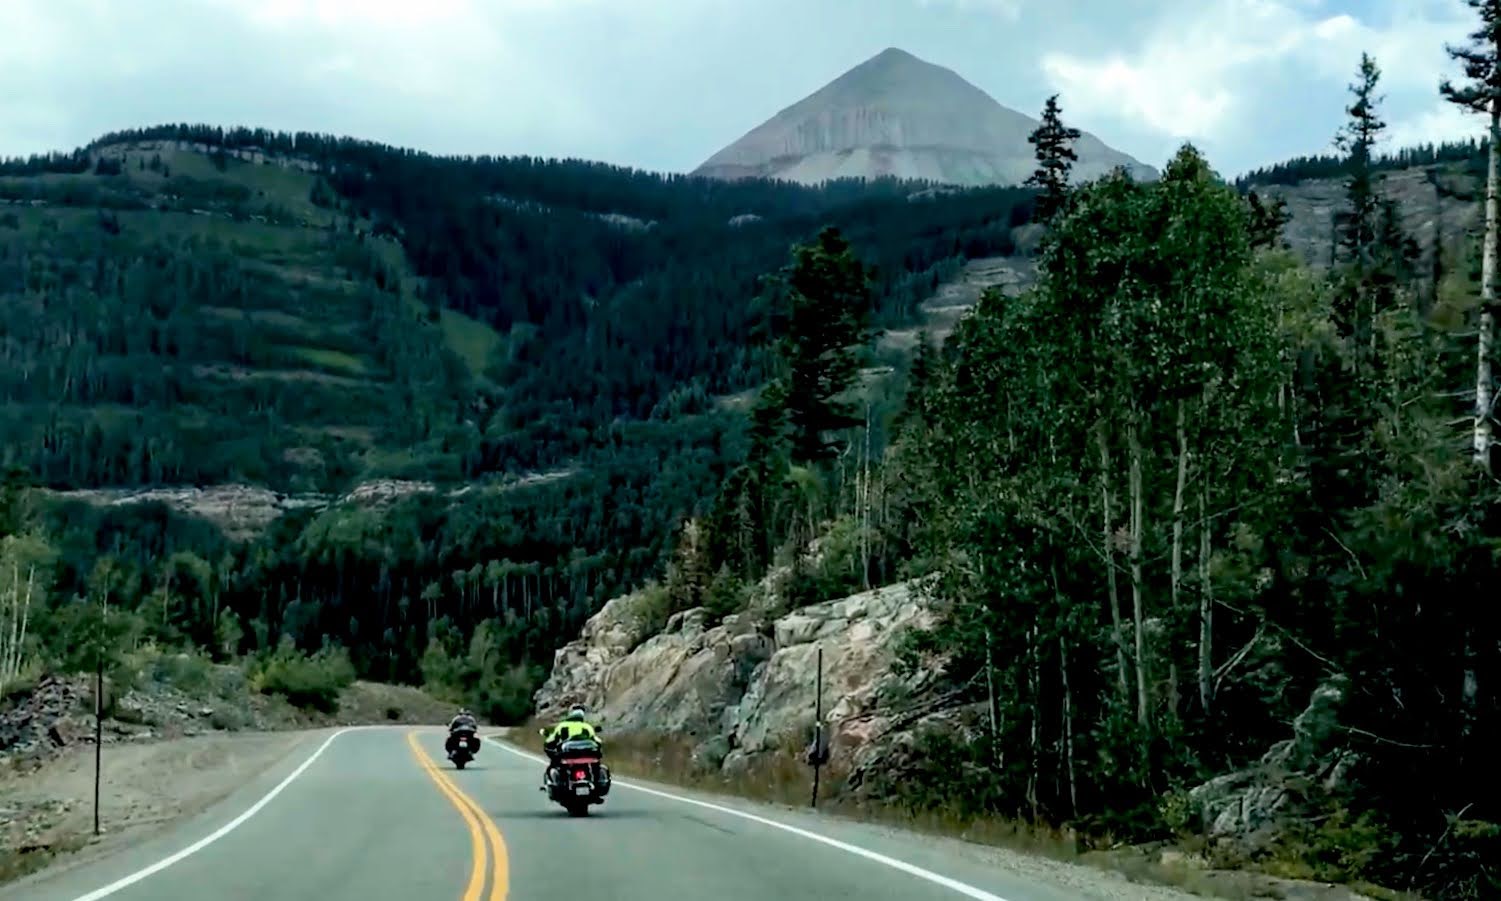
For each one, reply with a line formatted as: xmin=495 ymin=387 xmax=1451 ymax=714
xmin=1235 ymin=137 xmax=1488 ymax=188
xmin=0 ymin=119 xmax=1032 ymax=719
xmin=645 ymin=39 xmax=1500 ymax=901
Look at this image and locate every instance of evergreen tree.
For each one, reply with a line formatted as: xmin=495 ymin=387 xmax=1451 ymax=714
xmin=1246 ymin=190 xmax=1291 ymax=250
xmin=1335 ymin=53 xmax=1387 ymax=266
xmin=1024 ymin=94 xmax=1082 ymax=222
xmin=777 ymin=227 xmax=874 ymax=464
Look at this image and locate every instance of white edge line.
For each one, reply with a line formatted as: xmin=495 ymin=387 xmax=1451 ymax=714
xmin=68 ymin=726 xmax=364 ymax=901
xmin=484 ymin=735 xmax=1011 ymax=901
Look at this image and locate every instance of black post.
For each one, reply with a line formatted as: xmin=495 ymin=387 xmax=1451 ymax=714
xmin=811 ymin=645 xmax=823 ymax=808
xmin=93 ymin=625 xmax=103 ymax=836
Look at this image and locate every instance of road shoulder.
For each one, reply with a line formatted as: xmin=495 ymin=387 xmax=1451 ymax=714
xmin=0 ymin=729 xmax=314 ymax=891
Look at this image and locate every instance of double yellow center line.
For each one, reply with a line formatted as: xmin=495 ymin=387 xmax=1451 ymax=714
xmin=406 ymin=730 xmax=509 ymax=901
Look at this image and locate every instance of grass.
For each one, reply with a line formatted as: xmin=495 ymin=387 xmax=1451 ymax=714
xmin=439 ymin=309 xmax=503 ymax=379
xmin=282 ymin=346 xmax=372 ymax=377
xmin=112 ymin=209 xmax=312 ymax=253
xmin=0 ymin=835 xmax=87 ymax=886
xmin=199 ymin=306 xmax=313 ymax=330
xmin=111 ymin=146 xmax=332 ymax=222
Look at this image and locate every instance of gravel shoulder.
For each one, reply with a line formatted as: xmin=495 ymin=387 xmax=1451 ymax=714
xmin=0 ymin=730 xmax=311 ymax=885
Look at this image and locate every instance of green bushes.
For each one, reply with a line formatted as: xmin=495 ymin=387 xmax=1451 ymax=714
xmin=623 ymin=583 xmax=674 ymax=650
xmin=785 ymin=516 xmax=868 ymax=609
xmin=420 ymin=623 xmax=544 ymax=725
xmin=472 ymin=664 xmax=544 ymax=726
xmin=249 ymin=640 xmax=355 ymax=713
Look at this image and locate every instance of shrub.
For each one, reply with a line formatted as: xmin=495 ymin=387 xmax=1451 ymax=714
xmin=209 ymin=706 xmax=247 ymax=731
xmin=150 ymin=651 xmax=215 ymax=695
xmin=624 ymin=583 xmax=673 ymax=649
xmin=251 ymin=642 xmax=355 ymax=713
xmin=474 ymin=664 xmax=544 ymax=726
xmin=785 ymin=516 xmax=868 ymax=609
xmin=703 ymin=566 xmax=751 ymax=624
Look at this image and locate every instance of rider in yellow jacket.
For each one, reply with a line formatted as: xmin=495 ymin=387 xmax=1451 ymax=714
xmin=544 ymin=706 xmax=598 ymax=745
xmin=542 ymin=706 xmax=600 ymax=788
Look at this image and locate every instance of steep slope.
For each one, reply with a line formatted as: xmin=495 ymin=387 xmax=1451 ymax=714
xmin=1255 ymin=162 xmax=1481 ymax=274
xmin=694 ymin=47 xmax=1155 ymax=187
xmin=0 ymin=140 xmax=474 ymax=494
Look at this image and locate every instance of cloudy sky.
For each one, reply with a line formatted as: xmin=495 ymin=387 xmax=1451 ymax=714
xmin=0 ymin=0 xmax=1487 ymax=177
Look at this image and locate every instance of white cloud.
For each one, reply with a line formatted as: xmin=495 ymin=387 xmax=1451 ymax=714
xmin=915 ymin=0 xmax=1022 ymax=18
xmin=1040 ymin=0 xmax=1474 ymax=151
xmin=1389 ymin=101 xmax=1487 ymax=148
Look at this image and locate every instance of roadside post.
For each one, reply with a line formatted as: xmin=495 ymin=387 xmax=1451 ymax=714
xmin=93 ymin=594 xmax=104 ymax=836
xmin=807 ymin=645 xmax=829 ymax=808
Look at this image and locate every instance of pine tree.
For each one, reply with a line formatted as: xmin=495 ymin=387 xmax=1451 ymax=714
xmin=1025 ymin=95 xmax=1082 ymax=222
xmin=1442 ymin=0 xmax=1501 ymax=472
xmin=1335 ymin=53 xmax=1386 ymax=266
xmin=1247 ymin=191 xmax=1291 ymax=250
xmin=778 ymin=227 xmax=874 ymax=464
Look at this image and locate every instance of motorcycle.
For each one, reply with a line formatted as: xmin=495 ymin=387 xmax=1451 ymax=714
xmin=446 ymin=726 xmax=481 ymax=770
xmin=540 ymin=732 xmax=611 ymax=816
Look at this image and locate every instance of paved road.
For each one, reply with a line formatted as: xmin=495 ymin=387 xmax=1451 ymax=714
xmin=2 ymin=728 xmax=1097 ymax=901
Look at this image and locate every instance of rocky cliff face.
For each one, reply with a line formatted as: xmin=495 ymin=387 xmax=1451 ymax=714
xmin=534 ymin=580 xmax=944 ymax=779
xmin=694 ymin=48 xmax=1154 ymax=188
xmin=1259 ymin=163 xmax=1482 ymax=272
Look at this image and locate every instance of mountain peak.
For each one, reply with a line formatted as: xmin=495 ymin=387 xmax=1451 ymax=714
xmin=693 ymin=50 xmax=1155 ymax=188
xmin=868 ymin=46 xmax=921 ymax=65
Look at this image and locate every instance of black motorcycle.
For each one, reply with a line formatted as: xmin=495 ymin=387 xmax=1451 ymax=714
xmin=446 ymin=726 xmax=481 ymax=770
xmin=540 ymin=734 xmax=611 ymax=816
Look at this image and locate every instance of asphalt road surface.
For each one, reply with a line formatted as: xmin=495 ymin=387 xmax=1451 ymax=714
xmin=2 ymin=728 xmax=1105 ymax=901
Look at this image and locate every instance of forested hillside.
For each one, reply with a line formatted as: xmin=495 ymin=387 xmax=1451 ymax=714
xmin=609 ymin=49 xmax=1500 ymax=901
xmin=0 ymin=127 xmax=1032 ymax=717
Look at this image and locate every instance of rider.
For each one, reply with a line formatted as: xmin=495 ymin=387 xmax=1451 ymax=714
xmin=542 ymin=705 xmax=599 ymax=785
xmin=446 ymin=707 xmax=478 ymax=754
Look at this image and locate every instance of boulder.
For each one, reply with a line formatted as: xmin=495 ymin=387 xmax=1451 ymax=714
xmin=534 ymin=591 xmax=656 ymax=719
xmin=1189 ymin=675 xmax=1359 ymax=852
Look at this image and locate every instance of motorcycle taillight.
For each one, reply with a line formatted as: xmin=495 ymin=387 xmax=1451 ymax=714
xmin=574 ymin=769 xmax=588 ymax=780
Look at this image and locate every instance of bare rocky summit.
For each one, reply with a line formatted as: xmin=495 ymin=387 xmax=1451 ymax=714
xmin=694 ymin=47 xmax=1155 ymax=187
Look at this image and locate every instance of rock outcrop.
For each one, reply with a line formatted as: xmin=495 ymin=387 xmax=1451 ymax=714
xmin=1260 ymin=164 xmax=1482 ymax=275
xmin=535 ymin=580 xmax=939 ymax=778
xmin=693 ymin=47 xmax=1154 ymax=188
xmin=1189 ymin=676 xmax=1360 ymax=855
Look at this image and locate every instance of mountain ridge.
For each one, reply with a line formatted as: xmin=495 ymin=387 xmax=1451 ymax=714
xmin=694 ymin=46 xmax=1156 ymax=187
